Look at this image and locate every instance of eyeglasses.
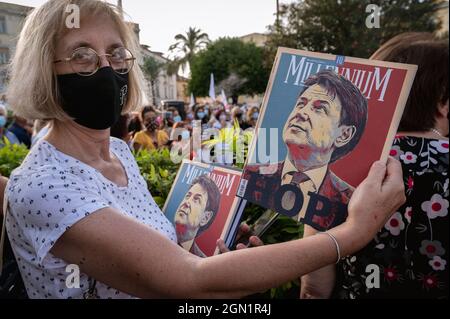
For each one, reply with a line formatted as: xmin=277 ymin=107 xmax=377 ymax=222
xmin=54 ymin=47 xmax=136 ymax=76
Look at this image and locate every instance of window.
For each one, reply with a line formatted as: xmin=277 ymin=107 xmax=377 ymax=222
xmin=0 ymin=48 xmax=10 ymax=65
xmin=0 ymin=16 xmax=6 ymax=34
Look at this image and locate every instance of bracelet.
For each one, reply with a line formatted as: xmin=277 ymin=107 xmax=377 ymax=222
xmin=317 ymin=232 xmax=341 ymax=264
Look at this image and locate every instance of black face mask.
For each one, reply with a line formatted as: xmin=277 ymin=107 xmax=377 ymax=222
xmin=145 ymin=120 xmax=159 ymax=131
xmin=57 ymin=67 xmax=129 ymax=130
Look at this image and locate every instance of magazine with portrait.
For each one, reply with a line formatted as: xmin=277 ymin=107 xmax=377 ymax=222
xmin=163 ymin=160 xmax=242 ymax=257
xmin=238 ymin=47 xmax=417 ymax=231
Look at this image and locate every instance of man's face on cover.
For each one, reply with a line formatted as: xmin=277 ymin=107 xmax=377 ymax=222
xmin=174 ymin=183 xmax=209 ymax=242
xmin=283 ymin=84 xmax=344 ymax=162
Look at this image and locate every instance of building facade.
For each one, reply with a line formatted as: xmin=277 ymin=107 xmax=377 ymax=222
xmin=0 ymin=3 xmax=179 ymax=107
xmin=437 ymin=0 xmax=449 ymax=36
xmin=0 ymin=2 xmax=33 ymax=94
xmin=239 ymin=32 xmax=269 ymax=48
xmin=176 ymin=75 xmax=189 ymax=103
xmin=140 ymin=45 xmax=178 ymax=107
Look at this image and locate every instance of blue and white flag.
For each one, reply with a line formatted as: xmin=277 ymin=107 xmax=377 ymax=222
xmin=209 ymin=73 xmax=216 ymax=102
xmin=221 ymin=89 xmax=229 ymax=110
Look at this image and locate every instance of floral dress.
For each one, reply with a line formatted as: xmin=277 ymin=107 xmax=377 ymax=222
xmin=335 ymin=136 xmax=449 ymax=299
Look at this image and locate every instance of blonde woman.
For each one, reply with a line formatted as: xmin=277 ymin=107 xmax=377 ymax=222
xmin=5 ymin=0 xmax=405 ymax=299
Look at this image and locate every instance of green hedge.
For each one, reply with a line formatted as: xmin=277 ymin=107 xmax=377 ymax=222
xmin=0 ymin=139 xmax=29 ymax=178
xmin=133 ymin=147 xmax=181 ymax=208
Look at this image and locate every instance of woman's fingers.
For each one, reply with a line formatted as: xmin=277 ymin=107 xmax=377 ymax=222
xmin=346 ymin=158 xmax=405 ymax=239
xmin=216 ymin=239 xmax=230 ymax=253
xmin=383 ymin=157 xmax=404 ymax=188
xmin=249 ymin=236 xmax=264 ymax=247
xmin=235 ymin=223 xmax=251 ymax=242
xmin=382 ymin=157 xmax=406 ymax=216
xmin=364 ymin=160 xmax=387 ymax=188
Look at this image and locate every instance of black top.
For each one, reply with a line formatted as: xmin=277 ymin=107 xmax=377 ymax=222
xmin=7 ymin=123 xmax=31 ymax=148
xmin=335 ymin=136 xmax=449 ymax=299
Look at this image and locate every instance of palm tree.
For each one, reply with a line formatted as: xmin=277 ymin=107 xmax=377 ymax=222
xmin=168 ymin=27 xmax=210 ymax=75
xmin=142 ymin=56 xmax=164 ymax=105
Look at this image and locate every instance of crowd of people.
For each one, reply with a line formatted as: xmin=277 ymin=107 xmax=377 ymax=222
xmin=0 ymin=96 xmax=34 ymax=148
xmin=1 ymin=92 xmax=261 ymax=155
xmin=0 ymin=0 xmax=447 ymax=300
xmin=109 ymin=102 xmax=259 ymax=153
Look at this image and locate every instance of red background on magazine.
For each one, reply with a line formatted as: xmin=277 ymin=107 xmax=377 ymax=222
xmin=330 ymin=62 xmax=408 ymax=187
xmin=195 ymin=169 xmax=240 ymax=256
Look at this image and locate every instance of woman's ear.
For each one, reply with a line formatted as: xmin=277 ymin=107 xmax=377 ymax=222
xmin=335 ymin=125 xmax=356 ymax=148
xmin=435 ymin=99 xmax=449 ymax=137
xmin=437 ymin=99 xmax=449 ymax=119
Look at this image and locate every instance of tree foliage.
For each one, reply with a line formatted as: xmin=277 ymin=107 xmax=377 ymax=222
xmin=267 ymin=0 xmax=443 ymax=60
xmin=188 ymin=38 xmax=270 ymax=99
xmin=218 ymin=73 xmax=248 ymax=104
xmin=168 ymin=27 xmax=210 ymax=74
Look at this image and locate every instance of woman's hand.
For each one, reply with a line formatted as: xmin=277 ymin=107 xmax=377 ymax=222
xmin=216 ymin=223 xmax=264 ymax=253
xmin=300 ymin=158 xmax=406 ymax=297
xmin=340 ymin=157 xmax=406 ymax=250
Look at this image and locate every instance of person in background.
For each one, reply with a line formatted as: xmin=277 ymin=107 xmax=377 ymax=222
xmin=162 ymin=108 xmax=174 ymax=131
xmin=170 ymin=121 xmax=192 ymax=141
xmin=111 ymin=114 xmax=133 ymax=149
xmin=133 ymin=106 xmax=169 ymax=151
xmin=5 ymin=115 xmax=32 ymax=148
xmin=170 ymin=121 xmax=194 ymax=162
xmin=300 ymin=33 xmax=449 ymax=300
xmin=0 ymin=104 xmax=15 ymax=145
xmin=173 ymin=109 xmax=182 ymax=124
xmin=185 ymin=108 xmax=195 ymax=122
xmin=127 ymin=112 xmax=142 ymax=140
xmin=231 ymin=106 xmax=250 ymax=130
xmin=194 ymin=105 xmax=210 ymax=132
xmin=210 ymin=109 xmax=231 ymax=130
xmin=164 ymin=107 xmax=182 ymax=137
xmin=246 ymin=106 xmax=260 ymax=128
xmin=204 ymin=103 xmax=211 ymax=118
xmin=240 ymin=103 xmax=248 ymax=117
xmin=158 ymin=110 xmax=172 ymax=136
xmin=167 ymin=107 xmax=182 ymax=124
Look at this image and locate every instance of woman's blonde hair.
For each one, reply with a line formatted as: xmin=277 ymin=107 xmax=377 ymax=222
xmin=7 ymin=0 xmax=145 ymax=121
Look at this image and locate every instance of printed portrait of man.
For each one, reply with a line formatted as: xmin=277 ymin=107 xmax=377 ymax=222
xmin=243 ymin=70 xmax=368 ymax=230
xmin=174 ymin=175 xmax=221 ymax=257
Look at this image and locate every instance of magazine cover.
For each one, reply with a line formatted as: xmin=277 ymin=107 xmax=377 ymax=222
xmin=238 ymin=47 xmax=417 ymax=231
xmin=163 ymin=160 xmax=242 ymax=257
